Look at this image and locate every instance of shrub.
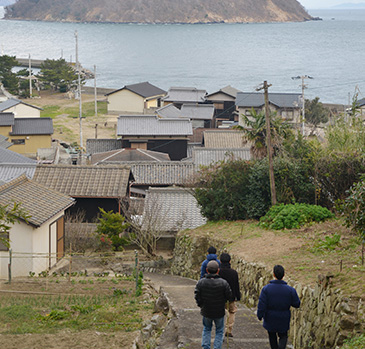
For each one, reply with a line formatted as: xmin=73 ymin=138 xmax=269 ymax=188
xmin=260 ymin=203 xmax=335 ymax=230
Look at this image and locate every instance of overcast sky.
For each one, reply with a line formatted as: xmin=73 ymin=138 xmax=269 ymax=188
xmin=298 ymin=0 xmax=364 ymax=8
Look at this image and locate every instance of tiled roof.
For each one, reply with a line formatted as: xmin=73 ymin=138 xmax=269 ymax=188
xmin=32 ymin=164 xmax=131 ymax=198
xmin=156 ymin=104 xmax=182 ymax=118
xmin=0 ymin=112 xmax=15 ymax=126
xmin=143 ymin=187 xmax=206 ymax=232
xmin=181 ymin=104 xmax=214 ymax=120
xmin=356 ymin=98 xmax=365 ymax=107
xmin=0 ymin=98 xmax=42 ymax=112
xmin=105 ymin=82 xmax=166 ymax=98
xmin=0 ymin=174 xmax=74 ymax=227
xmin=203 ymin=130 xmax=247 ymax=148
xmin=0 ymin=147 xmax=37 ymax=164
xmin=0 ymin=134 xmax=12 ymax=149
xmin=236 ymin=92 xmax=302 ymax=108
xmin=10 ymin=118 xmax=53 ymax=135
xmin=91 ymin=148 xmax=170 ymax=164
xmin=206 ymin=85 xmax=242 ymax=99
xmin=162 ymin=87 xmax=207 ymax=103
xmin=130 ymin=162 xmax=195 ymax=185
xmin=86 ymin=139 xmax=123 ymax=155
xmin=0 ymin=163 xmax=37 ymax=182
xmin=193 ymin=148 xmax=251 ymax=167
xmin=117 ymin=115 xmax=193 ymax=136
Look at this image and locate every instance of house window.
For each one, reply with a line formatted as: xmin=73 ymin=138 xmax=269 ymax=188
xmin=0 ymin=233 xmax=9 ymax=251
xmin=11 ymin=139 xmax=25 ymax=145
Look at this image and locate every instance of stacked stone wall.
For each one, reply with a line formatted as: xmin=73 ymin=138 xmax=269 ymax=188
xmin=170 ymin=232 xmax=364 ymax=348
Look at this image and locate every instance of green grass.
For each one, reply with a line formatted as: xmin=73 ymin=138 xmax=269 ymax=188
xmin=41 ymin=101 xmax=107 ymax=119
xmin=342 ymin=334 xmax=365 ymax=349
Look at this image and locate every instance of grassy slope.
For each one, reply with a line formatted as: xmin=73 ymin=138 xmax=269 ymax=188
xmin=188 ymin=218 xmax=364 ymax=299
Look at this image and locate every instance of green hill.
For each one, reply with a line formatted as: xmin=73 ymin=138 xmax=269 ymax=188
xmin=4 ymin=0 xmax=312 ymax=23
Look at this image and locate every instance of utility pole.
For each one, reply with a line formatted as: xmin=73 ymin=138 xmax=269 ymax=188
xmin=94 ymin=65 xmax=97 ymax=118
xmin=28 ymin=54 xmax=32 ymax=98
xmin=257 ymin=81 xmax=276 ymax=206
xmin=292 ymin=75 xmax=313 ymax=136
xmin=75 ymin=30 xmax=83 ymax=151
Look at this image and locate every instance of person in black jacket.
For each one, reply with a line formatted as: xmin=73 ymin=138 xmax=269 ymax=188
xmin=218 ymin=252 xmax=241 ymax=337
xmin=257 ymin=265 xmax=300 ymax=349
xmin=195 ymin=260 xmax=232 ymax=349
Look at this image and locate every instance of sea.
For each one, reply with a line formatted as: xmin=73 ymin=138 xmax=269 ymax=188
xmin=0 ymin=8 xmax=364 ymax=104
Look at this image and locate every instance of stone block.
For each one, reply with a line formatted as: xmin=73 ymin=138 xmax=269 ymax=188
xmin=339 ymin=315 xmax=356 ymax=330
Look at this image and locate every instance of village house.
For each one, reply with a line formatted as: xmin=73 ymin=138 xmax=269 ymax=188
xmin=205 ymin=85 xmax=242 ymax=125
xmin=202 ymin=129 xmax=248 ymax=148
xmin=0 ymin=98 xmax=42 ymax=118
xmin=236 ymin=92 xmax=302 ymax=127
xmin=0 ymin=175 xmax=74 ymax=278
xmin=117 ymin=115 xmax=193 ymax=161
xmin=105 ymin=81 xmax=166 ymax=115
xmin=162 ymin=87 xmax=207 ymax=108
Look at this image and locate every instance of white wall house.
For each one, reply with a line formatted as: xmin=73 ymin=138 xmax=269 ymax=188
xmin=0 ymin=98 xmax=42 ymax=118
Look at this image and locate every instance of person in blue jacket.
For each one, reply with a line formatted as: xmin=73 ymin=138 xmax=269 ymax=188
xmin=257 ymin=265 xmax=300 ymax=349
xmin=200 ymin=246 xmax=220 ymax=279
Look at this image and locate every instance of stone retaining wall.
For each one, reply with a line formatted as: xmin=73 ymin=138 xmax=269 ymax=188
xmin=170 ymin=232 xmax=364 ymax=348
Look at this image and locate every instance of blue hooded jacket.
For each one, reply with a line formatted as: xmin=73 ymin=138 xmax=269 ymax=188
xmin=200 ymin=254 xmax=220 ymax=278
xmin=257 ymin=279 xmax=300 ymax=333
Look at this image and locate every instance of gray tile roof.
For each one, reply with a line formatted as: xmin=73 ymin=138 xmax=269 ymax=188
xmin=206 ymin=85 xmax=242 ymax=98
xmin=156 ymin=104 xmax=182 ymax=118
xmin=10 ymin=118 xmax=53 ymax=135
xmin=105 ymin=82 xmax=166 ymax=98
xmin=91 ymin=148 xmax=170 ymax=164
xmin=143 ymin=187 xmax=206 ymax=232
xmin=203 ymin=130 xmax=247 ymax=148
xmin=193 ymin=148 xmax=251 ymax=168
xmin=0 ymin=112 xmax=15 ymax=126
xmin=0 ymin=147 xmax=37 ymax=164
xmin=130 ymin=162 xmax=195 ymax=185
xmin=0 ymin=163 xmax=37 ymax=182
xmin=356 ymin=98 xmax=365 ymax=107
xmin=117 ymin=115 xmax=193 ymax=136
xmin=0 ymin=174 xmax=74 ymax=227
xmin=236 ymin=92 xmax=302 ymax=108
xmin=181 ymin=104 xmax=214 ymax=120
xmin=0 ymin=98 xmax=42 ymax=112
xmin=0 ymin=134 xmax=12 ymax=149
xmin=33 ymin=164 xmax=131 ymax=198
xmin=86 ymin=139 xmax=123 ymax=155
xmin=162 ymin=87 xmax=207 ymax=103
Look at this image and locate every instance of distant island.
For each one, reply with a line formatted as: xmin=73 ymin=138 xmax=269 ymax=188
xmin=333 ymin=2 xmax=365 ymax=9
xmin=4 ymin=0 xmax=312 ymax=24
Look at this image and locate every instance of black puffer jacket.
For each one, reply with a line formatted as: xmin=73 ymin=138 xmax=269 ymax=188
xmin=219 ymin=262 xmax=241 ymax=301
xmin=194 ymin=274 xmax=233 ymax=318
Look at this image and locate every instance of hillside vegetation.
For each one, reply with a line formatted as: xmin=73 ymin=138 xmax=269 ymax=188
xmin=5 ymin=0 xmax=312 ymax=24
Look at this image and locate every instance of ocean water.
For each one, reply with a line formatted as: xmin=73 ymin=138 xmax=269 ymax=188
xmin=0 ymin=8 xmax=364 ymax=104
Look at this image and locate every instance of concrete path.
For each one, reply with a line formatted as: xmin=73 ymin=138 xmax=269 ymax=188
xmin=145 ymin=272 xmax=270 ymax=349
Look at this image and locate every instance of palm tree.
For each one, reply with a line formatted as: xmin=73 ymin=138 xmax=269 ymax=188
xmin=235 ymin=108 xmax=290 ymax=159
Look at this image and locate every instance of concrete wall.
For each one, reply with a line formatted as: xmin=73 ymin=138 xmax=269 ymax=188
xmin=5 ymin=104 xmax=40 ymax=118
xmin=9 ymin=134 xmax=52 ymax=155
xmin=107 ymin=89 xmax=144 ymax=114
xmin=170 ymin=232 xmax=364 ymax=348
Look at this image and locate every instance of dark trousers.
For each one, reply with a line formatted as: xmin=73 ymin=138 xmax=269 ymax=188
xmin=268 ymin=331 xmax=288 ymax=349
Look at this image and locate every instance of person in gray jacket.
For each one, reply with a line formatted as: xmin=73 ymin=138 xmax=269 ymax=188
xmin=195 ymin=260 xmax=232 ymax=349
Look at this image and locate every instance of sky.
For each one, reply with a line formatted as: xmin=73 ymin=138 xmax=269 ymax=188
xmin=298 ymin=0 xmax=364 ymax=8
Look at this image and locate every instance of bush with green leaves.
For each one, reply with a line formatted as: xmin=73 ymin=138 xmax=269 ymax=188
xmin=259 ymin=203 xmax=335 ymax=230
xmin=96 ymin=208 xmax=130 ymax=251
xmin=341 ymin=334 xmax=365 ymax=349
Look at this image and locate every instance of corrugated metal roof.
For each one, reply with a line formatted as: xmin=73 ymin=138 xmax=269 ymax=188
xmin=181 ymin=104 xmax=214 ymax=120
xmin=105 ymin=82 xmax=166 ymax=98
xmin=10 ymin=118 xmax=53 ymax=135
xmin=0 ymin=147 xmax=37 ymax=164
xmin=0 ymin=163 xmax=37 ymax=182
xmin=117 ymin=115 xmax=193 ymax=136
xmin=162 ymin=87 xmax=207 ymax=103
xmin=0 ymin=98 xmax=42 ymax=112
xmin=193 ymin=148 xmax=251 ymax=167
xmin=0 ymin=174 xmax=74 ymax=227
xmin=130 ymin=162 xmax=195 ymax=185
xmin=33 ymin=164 xmax=131 ymax=198
xmin=91 ymin=148 xmax=170 ymax=164
xmin=0 ymin=134 xmax=12 ymax=149
xmin=236 ymin=92 xmax=301 ymax=108
xmin=203 ymin=130 xmax=247 ymax=148
xmin=0 ymin=112 xmax=15 ymax=126
xmin=86 ymin=139 xmax=123 ymax=155
xmin=143 ymin=187 xmax=206 ymax=232
xmin=156 ymin=104 xmax=182 ymax=118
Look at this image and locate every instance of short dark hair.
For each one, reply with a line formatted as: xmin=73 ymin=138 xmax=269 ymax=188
xmin=220 ymin=253 xmax=231 ymax=263
xmin=207 ymin=260 xmax=219 ymax=274
xmin=207 ymin=246 xmax=217 ymax=254
xmin=273 ymin=265 xmax=285 ymax=280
